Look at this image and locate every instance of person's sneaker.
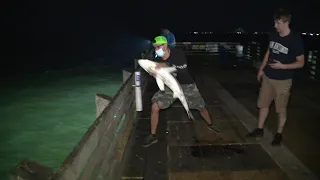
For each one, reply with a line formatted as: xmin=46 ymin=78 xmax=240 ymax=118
xmin=142 ymin=134 xmax=158 ymax=147
xmin=271 ymin=133 xmax=282 ymax=146
xmin=206 ymin=124 xmax=221 ymax=134
xmin=246 ymin=128 xmax=264 ymax=138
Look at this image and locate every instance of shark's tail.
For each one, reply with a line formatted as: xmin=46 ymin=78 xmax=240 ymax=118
xmin=187 ymin=111 xmax=195 ymax=121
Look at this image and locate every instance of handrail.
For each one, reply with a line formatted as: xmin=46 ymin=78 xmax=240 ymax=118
xmin=175 ymin=41 xmax=241 ymax=55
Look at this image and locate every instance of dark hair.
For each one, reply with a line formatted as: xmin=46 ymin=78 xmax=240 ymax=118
xmin=274 ymin=8 xmax=291 ymax=23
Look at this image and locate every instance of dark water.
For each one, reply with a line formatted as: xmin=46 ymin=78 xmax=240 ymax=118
xmin=0 ymin=65 xmax=124 ymax=180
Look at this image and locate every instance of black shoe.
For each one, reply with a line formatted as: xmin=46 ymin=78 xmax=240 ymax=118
xmin=246 ymin=128 xmax=264 ymax=138
xmin=271 ymin=133 xmax=282 ymax=146
xmin=142 ymin=134 xmax=158 ymax=147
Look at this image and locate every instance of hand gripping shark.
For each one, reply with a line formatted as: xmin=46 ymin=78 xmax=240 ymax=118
xmin=137 ymin=59 xmax=195 ymax=120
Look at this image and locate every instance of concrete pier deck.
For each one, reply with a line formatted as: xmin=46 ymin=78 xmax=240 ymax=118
xmin=121 ymin=55 xmax=319 ymax=180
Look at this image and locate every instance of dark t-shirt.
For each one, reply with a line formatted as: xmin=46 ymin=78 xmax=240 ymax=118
xmin=154 ymin=48 xmax=195 ymax=84
xmin=263 ymin=31 xmax=304 ymax=80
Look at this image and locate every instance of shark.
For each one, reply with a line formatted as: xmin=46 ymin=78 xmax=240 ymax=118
xmin=137 ymin=59 xmax=195 ymax=120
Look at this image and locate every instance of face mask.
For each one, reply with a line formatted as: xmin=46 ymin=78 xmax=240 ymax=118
xmin=155 ymin=48 xmax=165 ymax=57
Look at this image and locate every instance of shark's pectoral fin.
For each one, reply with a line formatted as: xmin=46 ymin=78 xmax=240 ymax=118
xmin=156 ymin=77 xmax=165 ymax=91
xmin=173 ymin=92 xmax=179 ymax=99
xmin=162 ymin=67 xmax=177 ymax=73
xmin=188 ymin=111 xmax=195 ymax=120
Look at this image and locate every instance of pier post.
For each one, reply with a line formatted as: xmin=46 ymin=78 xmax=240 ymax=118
xmin=134 ymin=71 xmax=142 ymax=111
xmin=95 ymin=93 xmax=113 ymax=118
xmin=10 ymin=159 xmax=54 ymax=180
xmin=122 ymin=69 xmax=132 ymax=84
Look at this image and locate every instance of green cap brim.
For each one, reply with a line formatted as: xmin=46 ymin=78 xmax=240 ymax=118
xmin=153 ymin=36 xmax=168 ymax=45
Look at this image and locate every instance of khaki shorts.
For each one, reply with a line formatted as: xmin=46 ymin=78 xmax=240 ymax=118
xmin=257 ymin=75 xmax=292 ymax=113
xmin=151 ymin=83 xmax=206 ymax=110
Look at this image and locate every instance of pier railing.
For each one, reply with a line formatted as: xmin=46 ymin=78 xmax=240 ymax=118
xmin=175 ymin=42 xmax=239 ymax=55
xmin=176 ymin=41 xmax=320 ymax=81
xmin=10 ymin=55 xmax=150 ymax=180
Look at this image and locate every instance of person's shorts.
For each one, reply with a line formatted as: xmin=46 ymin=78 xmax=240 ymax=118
xmin=151 ymin=83 xmax=206 ymax=110
xmin=257 ymin=75 xmax=292 ymax=113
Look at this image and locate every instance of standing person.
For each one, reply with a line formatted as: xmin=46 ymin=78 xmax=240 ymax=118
xmin=161 ymin=28 xmax=176 ymax=49
xmin=246 ymin=8 xmax=305 ymax=146
xmin=143 ymin=36 xmax=220 ymax=147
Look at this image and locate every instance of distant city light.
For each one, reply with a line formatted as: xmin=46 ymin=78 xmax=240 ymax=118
xmin=302 ymin=32 xmax=320 ymax=36
xmin=189 ymin=31 xmax=215 ymax=34
xmin=186 ymin=31 xmax=320 ymax=36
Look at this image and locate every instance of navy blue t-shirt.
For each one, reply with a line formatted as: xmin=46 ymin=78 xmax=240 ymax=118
xmin=263 ymin=31 xmax=304 ymax=80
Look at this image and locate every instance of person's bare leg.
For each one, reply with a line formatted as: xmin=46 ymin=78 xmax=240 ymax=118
xmin=200 ymin=108 xmax=220 ymax=133
xmin=143 ymin=103 xmax=161 ymax=147
xmin=151 ymin=103 xmax=160 ymax=134
xmin=247 ymin=73 xmax=274 ymax=138
xmin=277 ymin=111 xmax=287 ymax=133
xmin=246 ymin=107 xmax=269 ymax=138
xmin=200 ymin=108 xmax=212 ymax=124
xmin=271 ymin=110 xmax=286 ymax=146
xmin=258 ymin=107 xmax=269 ymax=129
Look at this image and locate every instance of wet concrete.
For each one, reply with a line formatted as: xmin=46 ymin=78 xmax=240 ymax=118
xmin=193 ymin=55 xmax=320 ymax=179
xmin=171 ymin=144 xmax=277 ymax=172
xmin=121 ymin=55 xmax=318 ymax=180
xmin=190 ymin=144 xmax=246 ymax=158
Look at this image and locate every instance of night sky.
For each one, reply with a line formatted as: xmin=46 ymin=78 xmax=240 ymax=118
xmin=2 ymin=0 xmax=319 ymax=75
